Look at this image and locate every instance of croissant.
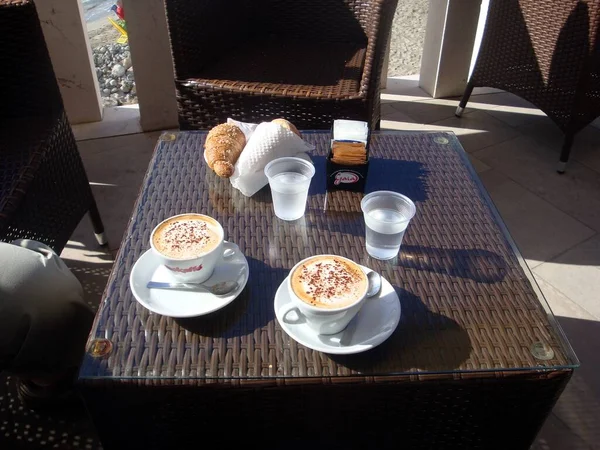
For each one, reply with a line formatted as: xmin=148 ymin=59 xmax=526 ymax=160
xmin=204 ymin=123 xmax=246 ymax=178
xmin=271 ymin=118 xmax=301 ymax=137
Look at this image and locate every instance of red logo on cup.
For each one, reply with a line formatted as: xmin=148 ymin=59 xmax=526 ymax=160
xmin=334 ymin=171 xmax=359 ymax=185
xmin=166 ymin=264 xmax=203 ymax=273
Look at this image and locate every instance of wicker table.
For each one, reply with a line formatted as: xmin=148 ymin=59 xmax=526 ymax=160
xmin=78 ymin=131 xmax=578 ymax=450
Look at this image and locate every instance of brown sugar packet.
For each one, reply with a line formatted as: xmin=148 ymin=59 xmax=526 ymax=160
xmin=332 ymin=141 xmax=367 ymax=165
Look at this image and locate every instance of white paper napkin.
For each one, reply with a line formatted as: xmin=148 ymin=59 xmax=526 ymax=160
xmin=230 ymin=122 xmax=314 ymax=197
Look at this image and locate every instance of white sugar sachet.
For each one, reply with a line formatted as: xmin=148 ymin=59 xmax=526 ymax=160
xmin=230 ymin=122 xmax=314 ymax=197
xmin=333 ymin=119 xmax=369 ymax=142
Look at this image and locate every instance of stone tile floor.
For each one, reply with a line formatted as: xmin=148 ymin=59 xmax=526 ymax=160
xmin=3 ymin=76 xmax=598 ymax=449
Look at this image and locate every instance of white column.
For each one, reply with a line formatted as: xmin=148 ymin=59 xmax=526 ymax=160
xmin=419 ymin=0 xmax=482 ymax=98
xmin=121 ymin=0 xmax=178 ymax=131
xmin=34 ymin=0 xmax=103 ymax=124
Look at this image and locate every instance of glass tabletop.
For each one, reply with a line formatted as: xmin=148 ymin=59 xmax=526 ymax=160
xmin=79 ymin=131 xmax=579 ymax=381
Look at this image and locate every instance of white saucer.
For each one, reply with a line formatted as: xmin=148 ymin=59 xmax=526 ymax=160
xmin=274 ymin=266 xmax=401 ymax=355
xmin=130 ymin=241 xmax=249 ymax=318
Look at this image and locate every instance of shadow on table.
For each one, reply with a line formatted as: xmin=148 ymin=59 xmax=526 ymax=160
xmin=331 ymin=288 xmax=472 ymax=373
xmin=206 ymin=156 xmax=429 ymax=246
xmin=224 ymin=156 xmax=430 ymax=210
xmin=176 ymin=257 xmax=286 ymax=338
xmin=366 ymin=158 xmax=429 ymax=203
xmin=309 ymin=155 xmax=328 ymax=196
xmin=319 ymin=158 xmax=429 ymax=238
xmin=396 ymin=245 xmax=508 ymax=284
xmin=321 ymin=159 xmax=430 ymax=208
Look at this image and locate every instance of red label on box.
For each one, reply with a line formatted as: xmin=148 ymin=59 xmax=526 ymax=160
xmin=334 ymin=171 xmax=360 ymax=185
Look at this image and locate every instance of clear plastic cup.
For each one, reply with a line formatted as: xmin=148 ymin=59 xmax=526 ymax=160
xmin=360 ymin=191 xmax=416 ymax=260
xmin=265 ymin=157 xmax=315 ymax=221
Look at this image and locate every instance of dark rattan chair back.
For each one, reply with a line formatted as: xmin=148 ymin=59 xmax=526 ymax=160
xmin=164 ymin=0 xmax=398 ymax=130
xmin=457 ymin=0 xmax=600 ymax=172
xmin=0 ymin=0 xmax=62 ymax=121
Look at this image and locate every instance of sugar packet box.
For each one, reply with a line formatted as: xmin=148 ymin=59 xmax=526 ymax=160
xmin=326 ymin=119 xmax=370 ymax=192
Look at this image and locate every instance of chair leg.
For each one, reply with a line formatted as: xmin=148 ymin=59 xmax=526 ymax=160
xmin=456 ymin=81 xmax=475 ymax=117
xmin=557 ymin=134 xmax=575 ymax=174
xmin=88 ymin=198 xmax=108 ymax=246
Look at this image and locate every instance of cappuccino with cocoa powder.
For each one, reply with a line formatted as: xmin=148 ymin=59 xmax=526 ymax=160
xmin=152 ymin=214 xmax=221 ymax=259
xmin=290 ymin=255 xmax=368 ymax=309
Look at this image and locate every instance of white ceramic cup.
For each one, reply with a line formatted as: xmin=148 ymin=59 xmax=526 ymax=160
xmin=150 ymin=213 xmax=224 ymax=283
xmin=278 ymin=255 xmax=369 ymax=335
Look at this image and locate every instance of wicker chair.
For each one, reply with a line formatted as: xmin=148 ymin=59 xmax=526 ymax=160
xmin=0 ymin=0 xmax=106 ymax=254
xmin=163 ymin=0 xmax=398 ymax=130
xmin=456 ymin=0 xmax=600 ymax=172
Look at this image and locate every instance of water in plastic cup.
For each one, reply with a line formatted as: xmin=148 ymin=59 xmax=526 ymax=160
xmin=361 ymin=191 xmax=416 ymax=260
xmin=265 ymin=157 xmax=315 ymax=221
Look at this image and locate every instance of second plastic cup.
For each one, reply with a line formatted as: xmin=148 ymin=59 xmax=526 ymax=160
xmin=361 ymin=191 xmax=416 ymax=260
xmin=265 ymin=157 xmax=315 ymax=221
